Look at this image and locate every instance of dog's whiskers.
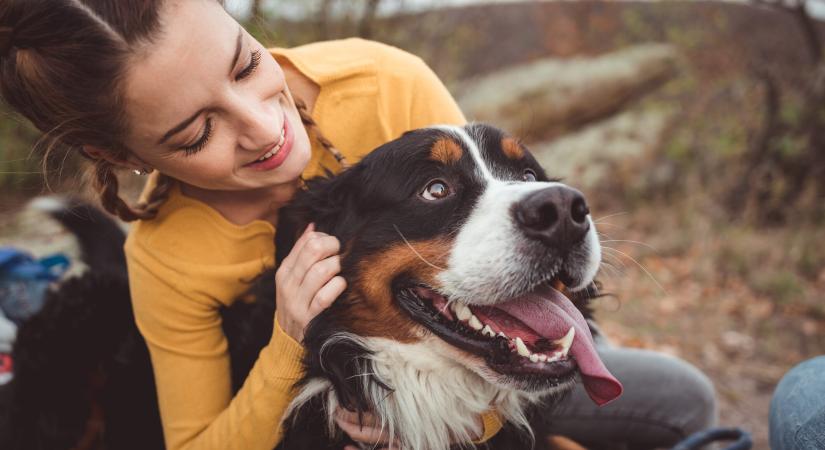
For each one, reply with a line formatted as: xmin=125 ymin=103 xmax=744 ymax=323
xmin=601 ymin=246 xmax=667 ymax=295
xmin=599 ymin=261 xmax=624 ymax=278
xmin=600 ymin=239 xmax=657 ymax=251
xmin=393 ymin=224 xmax=446 ymax=271
xmin=592 ymin=211 xmax=627 ymax=225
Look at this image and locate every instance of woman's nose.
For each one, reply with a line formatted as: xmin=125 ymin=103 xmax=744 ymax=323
xmin=233 ymin=98 xmax=282 ymax=152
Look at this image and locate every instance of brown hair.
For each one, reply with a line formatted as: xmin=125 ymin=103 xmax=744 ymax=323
xmin=0 ymin=0 xmax=345 ymax=222
xmin=0 ymin=0 xmax=171 ymax=221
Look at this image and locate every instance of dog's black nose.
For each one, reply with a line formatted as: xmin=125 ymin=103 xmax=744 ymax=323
xmin=513 ymin=186 xmax=591 ymax=251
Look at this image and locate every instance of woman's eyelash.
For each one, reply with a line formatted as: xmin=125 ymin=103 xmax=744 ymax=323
xmin=180 ymin=118 xmax=214 ymax=155
xmin=236 ymin=49 xmax=262 ymax=81
xmin=176 ymin=49 xmax=260 ymax=155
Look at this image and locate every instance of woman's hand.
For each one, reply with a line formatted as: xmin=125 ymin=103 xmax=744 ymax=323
xmin=337 ymin=408 xmax=400 ymax=450
xmin=337 ymin=408 xmax=484 ymax=450
xmin=275 ymin=223 xmax=347 ymax=343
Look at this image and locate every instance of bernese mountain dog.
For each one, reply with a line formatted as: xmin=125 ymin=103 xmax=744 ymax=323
xmin=2 ymin=123 xmax=621 ymax=450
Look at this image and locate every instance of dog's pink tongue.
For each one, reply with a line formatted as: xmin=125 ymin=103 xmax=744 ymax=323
xmin=495 ymin=286 xmax=623 ymax=406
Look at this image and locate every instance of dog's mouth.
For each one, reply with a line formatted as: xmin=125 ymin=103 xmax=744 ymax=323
xmin=395 ymin=279 xmax=623 ymax=404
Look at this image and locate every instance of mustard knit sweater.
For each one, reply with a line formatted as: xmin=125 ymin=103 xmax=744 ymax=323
xmin=126 ymin=39 xmax=501 ymax=450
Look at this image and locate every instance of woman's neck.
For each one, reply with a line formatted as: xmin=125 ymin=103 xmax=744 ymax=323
xmin=180 ymin=180 xmax=301 ymax=226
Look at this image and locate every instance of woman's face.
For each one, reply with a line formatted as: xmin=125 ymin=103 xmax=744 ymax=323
xmin=121 ymin=0 xmax=312 ymax=193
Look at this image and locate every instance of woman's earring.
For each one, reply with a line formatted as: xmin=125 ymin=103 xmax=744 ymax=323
xmin=133 ymin=168 xmax=149 ymax=176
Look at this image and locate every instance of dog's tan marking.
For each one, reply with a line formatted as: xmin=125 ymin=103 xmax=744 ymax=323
xmin=341 ymin=239 xmax=452 ymax=342
xmin=501 ymin=137 xmax=525 ymax=160
xmin=429 ymin=138 xmax=463 ymax=164
xmin=546 ymin=435 xmax=589 ymax=450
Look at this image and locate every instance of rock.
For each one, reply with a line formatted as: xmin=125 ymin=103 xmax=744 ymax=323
xmin=456 ymin=43 xmax=679 ymax=142
xmin=530 ymin=107 xmax=674 ymax=188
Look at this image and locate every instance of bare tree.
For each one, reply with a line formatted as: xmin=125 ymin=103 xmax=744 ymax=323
xmin=251 ymin=0 xmax=264 ymax=20
xmin=732 ymin=0 xmax=825 ymax=222
xmin=358 ymin=0 xmax=384 ymax=39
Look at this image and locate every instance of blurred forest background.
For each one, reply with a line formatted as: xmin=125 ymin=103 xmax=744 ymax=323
xmin=2 ymin=0 xmax=825 ymax=447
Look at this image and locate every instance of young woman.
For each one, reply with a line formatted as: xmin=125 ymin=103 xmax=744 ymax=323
xmin=0 ymin=1 xmax=717 ymax=449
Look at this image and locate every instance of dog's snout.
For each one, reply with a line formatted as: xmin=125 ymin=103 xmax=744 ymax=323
xmin=513 ymin=186 xmax=590 ymax=250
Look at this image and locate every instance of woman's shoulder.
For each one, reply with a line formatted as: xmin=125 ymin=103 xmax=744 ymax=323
xmin=271 ymin=38 xmax=429 ymax=86
xmin=126 ymin=186 xmax=275 ymax=268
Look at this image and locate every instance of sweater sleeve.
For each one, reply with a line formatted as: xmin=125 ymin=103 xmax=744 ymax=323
xmin=128 ymin=245 xmax=304 ymax=450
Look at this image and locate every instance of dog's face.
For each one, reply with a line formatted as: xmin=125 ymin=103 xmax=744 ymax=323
xmin=279 ymin=123 xmax=621 ymax=410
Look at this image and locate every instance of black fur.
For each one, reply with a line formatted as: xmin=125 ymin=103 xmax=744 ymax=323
xmin=5 ymin=124 xmax=599 ymax=450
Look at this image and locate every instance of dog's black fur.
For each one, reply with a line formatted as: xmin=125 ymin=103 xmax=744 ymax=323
xmin=2 ymin=124 xmax=601 ymax=450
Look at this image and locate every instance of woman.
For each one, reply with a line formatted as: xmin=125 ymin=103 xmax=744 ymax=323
xmin=0 ymin=1 xmax=716 ymax=449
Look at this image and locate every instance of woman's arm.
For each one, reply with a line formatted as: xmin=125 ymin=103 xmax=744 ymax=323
xmin=128 ymin=225 xmax=343 ymax=450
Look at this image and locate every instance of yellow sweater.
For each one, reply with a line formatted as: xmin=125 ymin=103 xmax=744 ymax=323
xmin=126 ymin=38 xmax=500 ymax=450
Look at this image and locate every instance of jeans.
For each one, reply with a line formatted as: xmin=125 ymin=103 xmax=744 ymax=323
xmin=769 ymin=356 xmax=825 ymax=450
xmin=539 ymin=344 xmax=718 ymax=450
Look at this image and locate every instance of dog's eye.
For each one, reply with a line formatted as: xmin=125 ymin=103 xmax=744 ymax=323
xmin=523 ymin=169 xmax=537 ymax=182
xmin=421 ymin=180 xmax=451 ymax=200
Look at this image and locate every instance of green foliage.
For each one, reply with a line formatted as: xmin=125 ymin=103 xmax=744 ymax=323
xmin=620 ymin=9 xmax=657 ymax=42
xmin=0 ymin=107 xmax=42 ymax=191
xmin=751 ymin=270 xmax=804 ymax=305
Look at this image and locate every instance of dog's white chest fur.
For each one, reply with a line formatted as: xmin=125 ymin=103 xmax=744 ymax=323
xmin=288 ymin=335 xmax=534 ymax=450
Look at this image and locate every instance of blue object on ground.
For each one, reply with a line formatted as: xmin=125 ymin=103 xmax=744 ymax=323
xmin=0 ymin=247 xmax=70 ymax=325
xmin=671 ymin=427 xmax=752 ymax=450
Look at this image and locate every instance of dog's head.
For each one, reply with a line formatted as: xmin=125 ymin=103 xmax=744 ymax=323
xmin=278 ymin=123 xmax=621 ymax=413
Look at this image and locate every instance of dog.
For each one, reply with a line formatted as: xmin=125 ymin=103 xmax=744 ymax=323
xmin=2 ymin=123 xmax=621 ymax=450
xmin=273 ymin=123 xmax=622 ymax=449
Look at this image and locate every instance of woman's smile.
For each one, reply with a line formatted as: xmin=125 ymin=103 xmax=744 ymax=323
xmin=243 ymin=110 xmax=294 ymax=172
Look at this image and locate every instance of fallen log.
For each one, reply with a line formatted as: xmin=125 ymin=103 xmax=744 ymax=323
xmin=456 ymin=44 xmax=679 ymax=142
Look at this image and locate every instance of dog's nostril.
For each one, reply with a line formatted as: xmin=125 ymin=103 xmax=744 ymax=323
xmin=534 ymin=203 xmax=558 ymax=230
xmin=571 ymin=197 xmax=589 ymax=224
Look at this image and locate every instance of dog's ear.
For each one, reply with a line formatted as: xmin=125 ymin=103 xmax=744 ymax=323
xmin=276 ymin=165 xmax=366 ymax=265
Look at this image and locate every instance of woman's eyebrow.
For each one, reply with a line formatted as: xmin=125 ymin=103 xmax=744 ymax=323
xmin=157 ymin=27 xmax=244 ymax=146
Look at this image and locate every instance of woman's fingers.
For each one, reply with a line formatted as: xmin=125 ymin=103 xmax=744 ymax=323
xmin=335 ymin=416 xmax=397 ymax=448
xmin=290 ymin=234 xmax=341 ymax=286
xmin=308 ymin=275 xmax=346 ymax=316
xmin=278 ymin=223 xmax=315 ymax=273
xmin=335 ymin=409 xmax=401 ymax=449
xmin=273 ymin=224 xmax=345 ymax=342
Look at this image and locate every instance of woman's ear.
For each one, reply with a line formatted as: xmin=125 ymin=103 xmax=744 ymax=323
xmin=82 ymin=145 xmax=152 ymax=173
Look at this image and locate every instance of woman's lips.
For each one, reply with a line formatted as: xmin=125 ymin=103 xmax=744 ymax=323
xmin=244 ymin=114 xmax=295 ymax=171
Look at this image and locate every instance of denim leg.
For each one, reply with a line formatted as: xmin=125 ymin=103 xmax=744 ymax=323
xmin=537 ymin=347 xmax=717 ymax=449
xmin=769 ymin=356 xmax=825 ymax=450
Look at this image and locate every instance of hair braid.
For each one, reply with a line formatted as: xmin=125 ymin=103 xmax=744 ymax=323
xmin=295 ymin=99 xmax=349 ymax=170
xmin=92 ymin=159 xmax=174 ymax=222
xmin=93 ymin=160 xmax=141 ymax=222
xmin=134 ymin=173 xmax=174 ymax=219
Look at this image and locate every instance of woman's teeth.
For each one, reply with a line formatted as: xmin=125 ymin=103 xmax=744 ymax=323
xmin=257 ymin=126 xmax=287 ymax=162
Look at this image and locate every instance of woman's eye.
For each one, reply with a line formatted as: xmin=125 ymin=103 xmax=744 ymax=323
xmin=236 ymin=49 xmax=262 ymax=81
xmin=180 ymin=119 xmax=214 ymax=156
xmin=421 ymin=180 xmax=452 ymax=201
xmin=523 ymin=169 xmax=537 ymax=182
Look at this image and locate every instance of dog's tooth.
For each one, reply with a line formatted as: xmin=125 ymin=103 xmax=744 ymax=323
xmin=529 ymin=353 xmax=539 ymax=363
xmin=554 ymin=327 xmax=576 ymax=356
xmin=545 ymin=352 xmax=562 ymax=363
xmin=456 ymin=303 xmax=472 ymax=321
xmin=498 ymin=332 xmax=507 ymax=339
xmin=468 ymin=315 xmax=483 ymax=331
xmin=537 ymin=354 xmax=548 ymax=362
xmin=515 ymin=337 xmax=530 ymax=357
xmin=482 ymin=325 xmax=495 ymax=337
xmin=449 ymin=302 xmax=457 ymax=313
